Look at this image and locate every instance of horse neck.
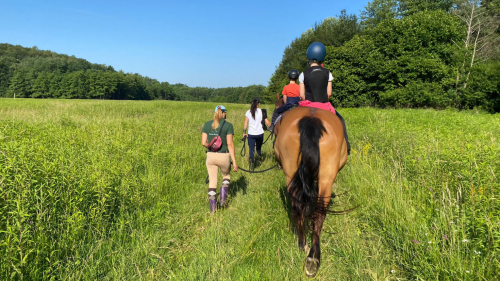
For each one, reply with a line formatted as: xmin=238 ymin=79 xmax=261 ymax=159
xmin=276 ymin=98 xmax=285 ymax=108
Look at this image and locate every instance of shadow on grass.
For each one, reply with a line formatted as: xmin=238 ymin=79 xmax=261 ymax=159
xmin=228 ymin=175 xmax=248 ymax=198
xmin=278 ymin=184 xmax=294 ymax=228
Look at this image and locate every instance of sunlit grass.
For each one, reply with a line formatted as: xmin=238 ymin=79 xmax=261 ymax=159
xmin=0 ymin=99 xmax=498 ymax=280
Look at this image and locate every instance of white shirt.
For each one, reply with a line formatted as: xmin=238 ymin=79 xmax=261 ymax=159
xmin=245 ymin=108 xmax=264 ymax=135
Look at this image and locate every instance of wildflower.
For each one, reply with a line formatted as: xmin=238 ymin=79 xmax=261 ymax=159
xmin=418 ymin=157 xmax=421 ymax=161
xmin=425 ymin=233 xmax=429 ymax=236
xmin=428 ymin=241 xmax=432 ymax=244
xmin=390 ymin=270 xmax=396 ymax=274
xmin=462 ymin=239 xmax=469 ymax=243
xmin=473 ymin=250 xmax=481 ymax=255
xmin=412 ymin=239 xmax=420 ymax=244
xmin=466 ymin=271 xmax=470 ymax=273
xmin=443 ymin=235 xmax=448 ymax=239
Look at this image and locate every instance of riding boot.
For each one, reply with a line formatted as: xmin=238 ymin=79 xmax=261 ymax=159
xmin=220 ymin=179 xmax=229 ymax=207
xmin=208 ymin=188 xmax=217 ymax=213
xmin=249 ymin=157 xmax=254 ymax=171
xmin=267 ymin=123 xmax=274 ymax=132
xmin=271 ymin=110 xmax=279 ymax=125
xmin=335 ymin=111 xmax=351 ymax=155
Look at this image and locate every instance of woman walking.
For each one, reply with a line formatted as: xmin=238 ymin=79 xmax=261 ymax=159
xmin=243 ymin=97 xmax=271 ymax=170
xmin=201 ymin=105 xmax=238 ymax=213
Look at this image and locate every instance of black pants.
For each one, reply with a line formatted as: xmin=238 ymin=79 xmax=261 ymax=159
xmin=247 ymin=134 xmax=264 ymax=159
xmin=336 ymin=111 xmax=351 ymax=154
xmin=272 ymin=104 xmax=286 ymax=125
xmin=272 ymin=103 xmax=297 ymax=125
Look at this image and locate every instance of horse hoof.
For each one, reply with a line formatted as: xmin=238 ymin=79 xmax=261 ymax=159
xmin=304 ymin=257 xmax=320 ymax=278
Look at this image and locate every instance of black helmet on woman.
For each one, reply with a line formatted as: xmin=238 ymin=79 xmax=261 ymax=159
xmin=288 ymin=69 xmax=299 ymax=80
xmin=306 ymin=42 xmax=326 ymax=62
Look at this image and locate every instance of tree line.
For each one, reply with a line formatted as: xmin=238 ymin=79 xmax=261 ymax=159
xmin=266 ymin=0 xmax=500 ymax=112
xmin=2 ymin=0 xmax=499 ymax=110
xmin=0 ymin=44 xmax=266 ymax=103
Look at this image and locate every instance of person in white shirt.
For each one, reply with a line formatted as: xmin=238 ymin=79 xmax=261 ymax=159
xmin=243 ymin=97 xmax=271 ymax=169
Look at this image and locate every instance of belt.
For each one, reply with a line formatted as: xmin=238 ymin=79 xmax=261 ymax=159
xmin=207 ymin=151 xmax=229 ymax=153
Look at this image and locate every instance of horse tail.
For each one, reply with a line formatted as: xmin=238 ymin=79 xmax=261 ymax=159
xmin=288 ymin=116 xmax=326 ymax=219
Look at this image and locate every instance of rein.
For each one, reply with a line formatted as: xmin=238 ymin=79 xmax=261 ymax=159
xmin=236 ymin=162 xmax=279 ymax=173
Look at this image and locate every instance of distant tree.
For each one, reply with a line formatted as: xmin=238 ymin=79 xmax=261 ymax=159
xmin=325 ymin=10 xmax=463 ymax=108
xmin=360 ymin=0 xmax=401 ymax=28
xmin=400 ymin=0 xmax=454 ymax=16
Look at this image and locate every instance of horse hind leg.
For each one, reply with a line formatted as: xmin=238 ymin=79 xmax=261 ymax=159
xmin=291 ymin=200 xmax=307 ymax=251
xmin=304 ymin=177 xmax=334 ymax=278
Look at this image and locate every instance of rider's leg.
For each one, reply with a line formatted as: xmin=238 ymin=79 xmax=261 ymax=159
xmin=270 ymin=104 xmax=288 ymax=132
xmin=335 ymin=111 xmax=351 ymax=155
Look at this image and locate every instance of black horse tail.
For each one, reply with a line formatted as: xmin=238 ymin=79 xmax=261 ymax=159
xmin=288 ymin=116 xmax=326 ymax=220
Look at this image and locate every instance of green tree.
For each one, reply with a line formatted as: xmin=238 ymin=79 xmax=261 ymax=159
xmin=325 ymin=10 xmax=463 ymax=108
xmin=266 ymin=11 xmax=361 ymax=103
xmin=360 ymin=0 xmax=401 ymax=28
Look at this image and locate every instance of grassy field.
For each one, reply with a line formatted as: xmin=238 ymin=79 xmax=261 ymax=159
xmin=0 ymin=99 xmax=499 ymax=280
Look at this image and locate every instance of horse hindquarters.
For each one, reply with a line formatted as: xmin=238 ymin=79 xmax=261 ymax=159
xmin=286 ymin=115 xmax=327 ymax=277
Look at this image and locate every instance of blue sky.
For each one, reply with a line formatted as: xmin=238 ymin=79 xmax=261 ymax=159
xmin=1 ymin=0 xmax=370 ymax=88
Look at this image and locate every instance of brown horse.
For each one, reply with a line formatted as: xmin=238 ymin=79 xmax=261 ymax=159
xmin=273 ymin=106 xmax=348 ymax=277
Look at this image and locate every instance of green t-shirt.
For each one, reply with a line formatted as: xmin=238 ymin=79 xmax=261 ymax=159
xmin=202 ymin=120 xmax=234 ymax=152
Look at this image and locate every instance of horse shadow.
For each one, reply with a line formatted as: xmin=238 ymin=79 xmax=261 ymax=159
xmin=278 ymin=184 xmax=294 ymax=229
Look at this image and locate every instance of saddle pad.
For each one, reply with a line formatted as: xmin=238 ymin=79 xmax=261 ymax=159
xmin=298 ymin=100 xmax=336 ymax=114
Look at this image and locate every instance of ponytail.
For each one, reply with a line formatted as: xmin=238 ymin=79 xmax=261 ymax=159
xmin=250 ymin=99 xmax=258 ymax=120
xmin=212 ymin=107 xmax=224 ymax=130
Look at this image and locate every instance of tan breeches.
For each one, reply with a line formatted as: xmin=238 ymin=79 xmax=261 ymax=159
xmin=206 ymin=152 xmax=231 ymax=189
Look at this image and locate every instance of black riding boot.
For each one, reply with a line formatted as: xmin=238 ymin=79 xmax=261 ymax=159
xmin=335 ymin=111 xmax=351 ymax=155
xmin=268 ymin=110 xmax=279 ymax=132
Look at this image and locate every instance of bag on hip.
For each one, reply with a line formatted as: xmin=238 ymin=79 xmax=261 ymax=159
xmin=208 ymin=120 xmax=226 ymax=152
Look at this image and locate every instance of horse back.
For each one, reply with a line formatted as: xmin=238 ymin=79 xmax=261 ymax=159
xmin=275 ymin=107 xmax=347 ymax=170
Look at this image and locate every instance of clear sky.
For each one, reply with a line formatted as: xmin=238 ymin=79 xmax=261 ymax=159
xmin=1 ymin=0 xmax=370 ymax=88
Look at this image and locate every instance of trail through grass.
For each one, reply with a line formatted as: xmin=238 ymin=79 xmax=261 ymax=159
xmin=0 ymin=99 xmax=498 ymax=280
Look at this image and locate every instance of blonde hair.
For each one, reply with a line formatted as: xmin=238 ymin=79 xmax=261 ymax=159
xmin=212 ymin=107 xmax=224 ymax=130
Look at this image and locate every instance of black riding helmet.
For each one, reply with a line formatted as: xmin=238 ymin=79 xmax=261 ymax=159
xmin=288 ymin=69 xmax=299 ymax=80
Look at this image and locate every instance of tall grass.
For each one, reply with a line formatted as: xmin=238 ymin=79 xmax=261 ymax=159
xmin=0 ymin=99 xmax=498 ymax=280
